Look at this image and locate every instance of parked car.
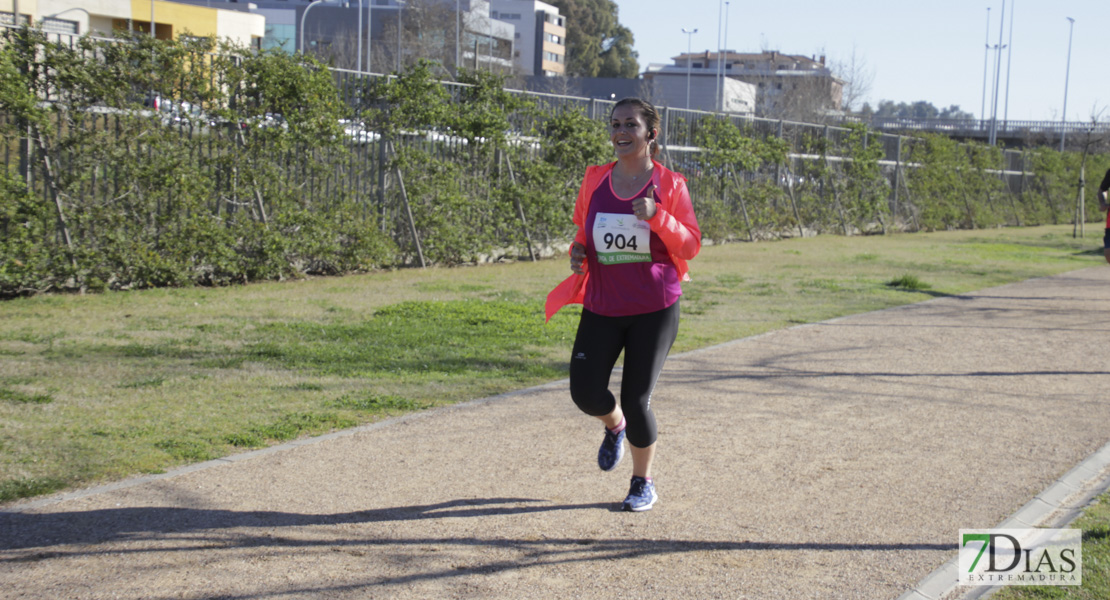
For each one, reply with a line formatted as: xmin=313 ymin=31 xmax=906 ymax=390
xmin=144 ymin=92 xmax=212 ymax=127
xmin=339 ymin=119 xmax=381 ymax=144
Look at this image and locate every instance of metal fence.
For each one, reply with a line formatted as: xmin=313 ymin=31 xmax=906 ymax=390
xmin=2 ymin=28 xmax=1056 ymax=267
xmin=2 ymin=75 xmax=1035 ymax=244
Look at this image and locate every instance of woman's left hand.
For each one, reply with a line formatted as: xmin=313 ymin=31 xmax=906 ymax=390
xmin=632 ymin=185 xmax=657 ymax=221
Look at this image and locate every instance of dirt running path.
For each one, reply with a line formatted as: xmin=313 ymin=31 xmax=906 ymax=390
xmin=4 ymin=267 xmax=1110 ymax=600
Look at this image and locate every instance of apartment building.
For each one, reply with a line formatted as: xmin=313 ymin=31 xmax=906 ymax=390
xmin=644 ymin=49 xmax=844 ymax=117
xmin=489 ymin=0 xmax=564 ymax=76
xmin=2 ymin=0 xmax=264 ymax=47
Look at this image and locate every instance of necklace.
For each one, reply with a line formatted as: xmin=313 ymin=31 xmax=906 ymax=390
xmin=620 ymin=163 xmax=653 ymax=181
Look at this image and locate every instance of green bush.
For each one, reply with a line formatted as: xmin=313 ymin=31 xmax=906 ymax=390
xmin=1 ymin=28 xmax=1104 ymax=298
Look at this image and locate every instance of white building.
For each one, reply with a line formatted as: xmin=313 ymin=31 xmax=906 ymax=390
xmin=643 ymin=65 xmax=757 ymax=115
xmin=3 ymin=0 xmax=264 ymax=48
xmin=645 ymin=50 xmax=843 ymax=117
xmin=489 ymin=0 xmax=564 ymax=76
xmin=462 ymin=0 xmax=516 ymax=73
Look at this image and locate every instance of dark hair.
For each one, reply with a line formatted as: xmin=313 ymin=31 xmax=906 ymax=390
xmin=611 ymin=97 xmax=661 ymax=157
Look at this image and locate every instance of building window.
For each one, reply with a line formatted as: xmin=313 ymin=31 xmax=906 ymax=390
xmin=41 ymin=17 xmax=78 ymax=34
xmin=692 ymin=62 xmax=702 ymax=68
xmin=0 ymin=11 xmax=31 ymax=26
xmin=263 ymin=23 xmax=296 ymax=53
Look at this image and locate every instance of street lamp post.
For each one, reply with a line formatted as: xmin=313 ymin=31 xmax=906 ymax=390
xmin=356 ymin=0 xmax=362 ymax=72
xmin=714 ymin=1 xmax=722 ymax=112
xmin=397 ymin=0 xmax=406 ymax=73
xmin=1059 ymin=17 xmax=1074 ymax=152
xmin=987 ymin=42 xmax=1006 ymax=145
xmin=981 ymin=7 xmax=990 ymax=126
xmin=681 ymin=27 xmax=697 ymax=110
xmin=299 ymin=0 xmax=325 ymax=55
xmin=988 ymin=0 xmax=1006 ymax=146
xmin=721 ymin=2 xmax=729 ymax=113
xmin=1003 ymin=0 xmax=1014 ymax=126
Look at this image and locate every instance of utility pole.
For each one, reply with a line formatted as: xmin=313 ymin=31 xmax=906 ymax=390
xmin=1059 ymin=17 xmax=1074 ymax=152
xmin=721 ymin=2 xmax=730 ymax=113
xmin=988 ymin=0 xmax=1006 ymax=146
xmin=714 ymin=0 xmax=723 ymax=112
xmin=682 ymin=28 xmax=698 ymax=110
xmin=980 ymin=7 xmax=989 ymax=126
xmin=1003 ymin=0 xmax=1015 ymax=125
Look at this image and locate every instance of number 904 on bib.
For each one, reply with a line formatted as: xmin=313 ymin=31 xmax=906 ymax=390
xmin=593 ymin=212 xmax=651 ymax=265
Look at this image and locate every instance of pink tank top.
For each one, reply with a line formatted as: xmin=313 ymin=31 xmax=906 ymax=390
xmin=583 ymin=175 xmax=682 ymax=317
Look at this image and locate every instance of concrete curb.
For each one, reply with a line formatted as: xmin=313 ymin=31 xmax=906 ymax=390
xmin=896 ymin=440 xmax=1110 ymax=600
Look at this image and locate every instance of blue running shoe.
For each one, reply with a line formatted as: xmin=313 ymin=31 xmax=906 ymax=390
xmin=622 ymin=476 xmax=657 ymax=512
xmin=597 ymin=426 xmax=626 ymax=471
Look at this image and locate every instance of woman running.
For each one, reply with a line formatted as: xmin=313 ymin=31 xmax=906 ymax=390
xmin=546 ymin=97 xmax=701 ymax=512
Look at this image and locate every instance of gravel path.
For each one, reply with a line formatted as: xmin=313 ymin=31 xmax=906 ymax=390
xmin=4 ymin=267 xmax=1110 ymax=600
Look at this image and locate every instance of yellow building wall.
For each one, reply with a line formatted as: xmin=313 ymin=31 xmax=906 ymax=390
xmin=13 ymin=0 xmax=261 ymax=47
xmin=129 ymin=0 xmax=217 ymax=40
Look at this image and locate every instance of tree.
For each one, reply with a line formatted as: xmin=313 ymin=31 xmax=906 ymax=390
xmin=832 ymin=46 xmax=873 ymax=113
xmin=867 ymin=100 xmax=973 ymax=120
xmin=546 ymin=0 xmax=639 ymax=78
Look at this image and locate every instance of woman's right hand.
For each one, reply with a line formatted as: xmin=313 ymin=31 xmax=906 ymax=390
xmin=570 ymin=242 xmax=587 ymax=275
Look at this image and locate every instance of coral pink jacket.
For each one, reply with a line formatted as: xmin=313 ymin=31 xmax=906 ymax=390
xmin=545 ymin=161 xmax=701 ymax=322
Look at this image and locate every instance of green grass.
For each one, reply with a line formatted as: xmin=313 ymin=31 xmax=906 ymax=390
xmin=990 ymin=492 xmax=1110 ymax=599
xmin=0 ymin=387 xmax=53 ymax=404
xmin=885 ymin=274 xmax=933 ymax=290
xmin=0 ymin=224 xmax=1104 ymax=505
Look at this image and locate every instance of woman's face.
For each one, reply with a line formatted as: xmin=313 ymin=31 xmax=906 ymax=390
xmin=609 ymin=104 xmax=654 ymax=159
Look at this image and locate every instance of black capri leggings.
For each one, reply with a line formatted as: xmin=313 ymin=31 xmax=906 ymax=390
xmin=569 ymin=301 xmax=680 ymax=448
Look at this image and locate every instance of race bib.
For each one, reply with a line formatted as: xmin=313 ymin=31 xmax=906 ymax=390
xmin=592 ymin=212 xmax=651 ymax=265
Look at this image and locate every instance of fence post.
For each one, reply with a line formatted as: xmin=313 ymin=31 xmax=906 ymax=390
xmin=501 ymin=151 xmax=536 ymax=261
xmin=893 ymin=136 xmax=901 ymax=226
xmin=660 ymin=106 xmax=671 ymax=168
xmin=386 ymin=139 xmax=426 ymax=267
xmin=774 ymin=119 xmax=784 ymax=188
xmin=377 ymin=136 xmax=388 ymax=233
xmin=14 ymin=29 xmax=33 ymax=190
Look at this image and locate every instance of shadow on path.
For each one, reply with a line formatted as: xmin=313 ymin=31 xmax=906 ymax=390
xmin=2 ymin=499 xmax=956 ymax=598
xmin=0 ymin=498 xmax=611 ymax=551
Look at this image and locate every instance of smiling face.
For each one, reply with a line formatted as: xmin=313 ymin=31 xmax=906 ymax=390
xmin=609 ymin=104 xmax=655 ymax=159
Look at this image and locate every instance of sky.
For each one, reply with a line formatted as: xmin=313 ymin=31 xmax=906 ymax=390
xmin=611 ymin=0 xmax=1107 ymax=122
